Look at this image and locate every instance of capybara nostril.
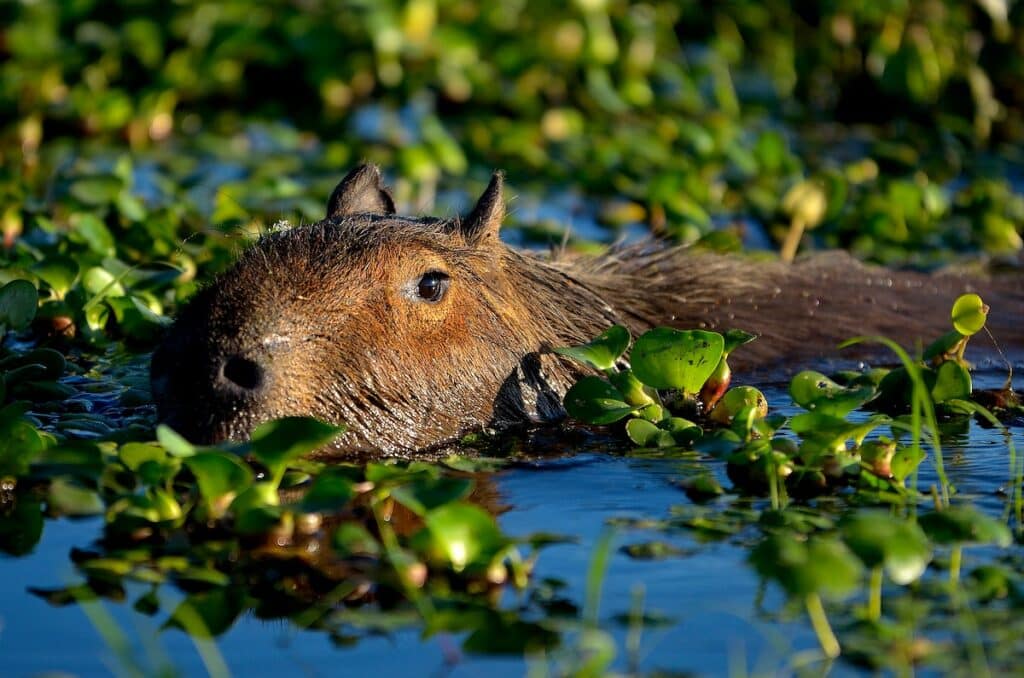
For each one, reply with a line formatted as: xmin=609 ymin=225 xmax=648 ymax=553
xmin=220 ymin=355 xmax=264 ymax=393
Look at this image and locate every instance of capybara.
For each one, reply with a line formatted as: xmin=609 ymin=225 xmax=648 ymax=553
xmin=151 ymin=165 xmax=1023 ymax=455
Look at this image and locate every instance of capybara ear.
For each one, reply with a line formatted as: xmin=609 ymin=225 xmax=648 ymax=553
xmin=326 ymin=164 xmax=396 ymax=218
xmin=461 ymin=171 xmax=505 ymax=246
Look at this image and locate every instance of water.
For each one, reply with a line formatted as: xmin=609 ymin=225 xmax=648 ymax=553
xmin=2 ymin=367 xmax=1021 ymax=677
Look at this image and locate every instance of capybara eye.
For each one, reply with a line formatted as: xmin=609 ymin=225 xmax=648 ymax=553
xmin=416 ymin=271 xmax=450 ymax=302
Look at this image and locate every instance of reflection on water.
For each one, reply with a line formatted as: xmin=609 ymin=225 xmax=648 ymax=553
xmin=1 ymin=361 xmax=1021 ymax=675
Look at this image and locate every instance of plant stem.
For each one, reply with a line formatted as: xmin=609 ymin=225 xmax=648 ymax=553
xmin=805 ymin=592 xmax=840 ymax=659
xmin=868 ymin=566 xmax=883 ymax=622
xmin=950 ymin=545 xmax=962 ymax=585
xmin=780 ymin=217 xmax=806 ymax=263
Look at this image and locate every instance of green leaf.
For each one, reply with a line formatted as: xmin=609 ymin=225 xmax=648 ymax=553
xmin=69 ymin=213 xmax=115 ymax=257
xmin=31 ymin=257 xmax=80 ymax=298
xmin=840 ymin=511 xmax=931 ymax=584
xmin=931 ymin=360 xmax=972 ymax=403
xmin=0 ymin=497 xmax=43 ymax=556
xmin=923 ymin=330 xmax=965 ymax=362
xmin=631 ymin=328 xmax=724 ymax=393
xmin=789 ymin=370 xmax=876 ymax=416
xmin=951 ymin=293 xmax=987 ymax=336
xmin=333 ymin=522 xmax=381 ymax=557
xmin=69 ymin=175 xmax=123 ymax=205
xmin=119 ymin=442 xmax=167 ymax=471
xmin=299 ymin=469 xmax=356 ymax=513
xmin=157 ymin=425 xmax=197 ymax=458
xmin=626 ymin=418 xmax=661 ymax=447
xmin=250 ymin=416 xmax=346 ymax=483
xmin=184 ymin=452 xmax=254 ymax=515
xmin=166 ymin=588 xmax=244 ymax=638
xmin=722 ymin=329 xmax=757 ymax=355
xmin=422 ymin=503 xmax=507 ymax=572
xmin=608 ymin=369 xmax=655 ymax=407
xmin=0 ymin=279 xmax=38 ymax=331
xmin=47 ymin=478 xmax=104 ymax=516
xmin=563 ymin=376 xmax=636 ymax=424
xmin=750 ymin=534 xmax=863 ymax=599
xmin=708 ymin=386 xmax=767 ymax=425
xmin=919 ymin=506 xmax=1012 ymax=547
xmin=390 ymin=476 xmax=474 ymax=516
xmin=890 ymin=444 xmax=926 ymax=484
xmin=82 ymin=266 xmax=126 ymax=301
xmin=554 ymin=325 xmax=630 ymax=371
xmin=0 ymin=417 xmax=46 ymax=476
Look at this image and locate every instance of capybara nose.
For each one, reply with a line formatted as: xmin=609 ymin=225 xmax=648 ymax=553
xmin=218 ymin=354 xmax=265 ymax=394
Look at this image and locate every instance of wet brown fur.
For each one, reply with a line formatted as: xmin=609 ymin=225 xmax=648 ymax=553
xmin=151 ymin=166 xmax=1024 ymax=456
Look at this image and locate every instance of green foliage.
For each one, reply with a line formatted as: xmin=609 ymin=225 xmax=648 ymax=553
xmin=1 ymin=2 xmax=1022 ymax=673
xmin=560 ymin=293 xmax=1013 ymax=507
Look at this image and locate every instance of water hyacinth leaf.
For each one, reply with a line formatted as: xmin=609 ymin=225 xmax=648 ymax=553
xmin=69 ymin=213 xmax=116 ymax=256
xmin=166 ymin=588 xmax=244 ymax=638
xmin=462 ymin=613 xmax=560 ymax=655
xmin=890 ymin=444 xmax=926 ymax=484
xmin=626 ymin=418 xmax=661 ymax=446
xmin=678 ymin=474 xmax=725 ymax=502
xmin=250 ymin=417 xmax=346 ymax=482
xmin=391 ymin=476 xmax=474 ymax=516
xmin=172 ymin=567 xmax=231 ymax=589
xmin=750 ymin=534 xmax=863 ymax=599
xmin=931 ymin=360 xmax=972 ymax=403
xmin=563 ymin=376 xmax=636 ymax=424
xmin=0 ymin=498 xmax=43 ymax=556
xmin=156 ymin=425 xmax=197 ymax=458
xmin=840 ymin=511 xmax=931 ymax=585
xmin=621 ymin=541 xmax=686 ymax=559
xmin=708 ymin=386 xmax=767 ymax=425
xmin=0 ymin=418 xmax=47 ymax=476
xmin=661 ymin=416 xmax=702 ymax=445
xmin=298 ymin=469 xmax=356 ymax=513
xmin=334 ymin=522 xmax=381 ymax=557
xmin=184 ymin=452 xmax=254 ymax=514
xmin=47 ymin=478 xmax=104 ymax=517
xmin=919 ymin=506 xmax=1012 ymax=547
xmin=789 ymin=370 xmax=876 ymax=416
xmin=32 ymin=257 xmax=80 ymax=298
xmin=951 ymin=293 xmax=987 ymax=336
xmin=82 ymin=266 xmax=126 ymax=300
xmin=0 ymin=279 xmax=38 ymax=331
xmin=422 ymin=503 xmax=507 ymax=572
xmin=69 ymin=175 xmax=123 ymax=205
xmin=554 ymin=325 xmax=630 ymax=371
xmin=860 ymin=439 xmax=897 ymax=477
xmin=119 ymin=442 xmax=167 ymax=472
xmin=230 ymin=483 xmax=283 ymax=534
xmin=923 ymin=330 xmax=965 ymax=362
xmin=790 ymin=412 xmax=889 ymax=447
xmin=722 ymin=329 xmax=757 ymax=355
xmin=608 ymin=369 xmax=655 ymax=407
xmin=632 ymin=328 xmax=724 ymax=393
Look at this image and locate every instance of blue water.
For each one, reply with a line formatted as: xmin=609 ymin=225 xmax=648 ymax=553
xmin=1 ymin=370 xmax=1021 ymax=677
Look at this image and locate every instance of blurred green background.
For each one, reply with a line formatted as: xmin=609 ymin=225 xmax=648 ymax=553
xmin=2 ymin=0 xmax=1024 ymax=324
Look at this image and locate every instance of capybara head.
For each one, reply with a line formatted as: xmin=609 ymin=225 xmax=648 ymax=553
xmin=151 ymin=165 xmax=597 ymax=455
